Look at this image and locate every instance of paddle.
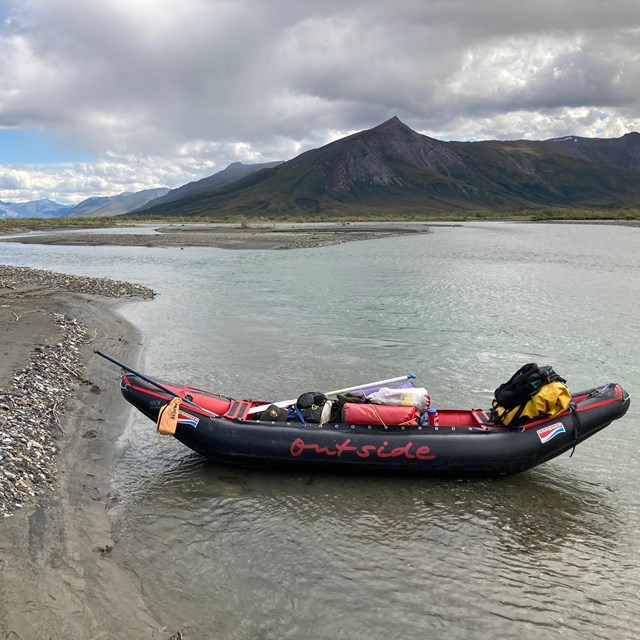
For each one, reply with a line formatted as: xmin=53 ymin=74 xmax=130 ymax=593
xmin=95 ymin=350 xmax=219 ymax=417
xmin=246 ymin=373 xmax=417 ymax=416
xmin=97 ymin=350 xmax=417 ymax=421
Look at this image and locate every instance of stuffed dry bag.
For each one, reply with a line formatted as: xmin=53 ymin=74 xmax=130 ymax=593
xmin=491 ymin=363 xmax=570 ymax=427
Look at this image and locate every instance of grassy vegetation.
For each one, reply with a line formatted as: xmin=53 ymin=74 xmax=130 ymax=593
xmin=1 ymin=207 xmax=639 ymax=233
xmin=526 ymin=207 xmax=640 ymax=221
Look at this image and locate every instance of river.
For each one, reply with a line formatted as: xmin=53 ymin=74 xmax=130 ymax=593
xmin=2 ymin=222 xmax=639 ymax=639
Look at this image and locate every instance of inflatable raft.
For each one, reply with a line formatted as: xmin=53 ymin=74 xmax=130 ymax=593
xmin=105 ymin=354 xmax=630 ymax=477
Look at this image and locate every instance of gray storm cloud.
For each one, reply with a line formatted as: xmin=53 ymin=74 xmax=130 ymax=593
xmin=1 ymin=0 xmax=639 ymax=201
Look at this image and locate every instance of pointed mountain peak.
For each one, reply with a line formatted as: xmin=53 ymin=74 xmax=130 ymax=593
xmin=372 ymin=115 xmax=410 ymax=132
xmin=364 ymin=116 xmax=440 ymax=142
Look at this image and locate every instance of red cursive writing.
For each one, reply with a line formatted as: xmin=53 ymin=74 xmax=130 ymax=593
xmin=289 ymin=437 xmax=436 ymax=461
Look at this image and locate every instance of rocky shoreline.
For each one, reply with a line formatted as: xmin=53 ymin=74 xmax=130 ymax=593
xmin=0 ymin=265 xmax=164 ymax=638
xmin=0 ymin=266 xmax=155 ymax=515
xmin=0 ymin=264 xmax=156 ymax=299
xmin=0 ymin=313 xmax=93 ymax=515
xmin=0 ymin=266 xmax=153 ymax=519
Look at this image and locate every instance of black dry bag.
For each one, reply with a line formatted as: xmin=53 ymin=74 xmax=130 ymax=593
xmin=296 ymin=392 xmax=328 ymax=423
xmin=491 ymin=363 xmax=567 ymax=426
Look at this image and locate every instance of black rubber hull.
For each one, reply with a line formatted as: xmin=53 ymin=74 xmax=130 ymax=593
xmin=121 ymin=377 xmax=630 ymax=476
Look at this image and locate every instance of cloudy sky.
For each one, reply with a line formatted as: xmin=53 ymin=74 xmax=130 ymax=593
xmin=1 ymin=0 xmax=639 ymax=204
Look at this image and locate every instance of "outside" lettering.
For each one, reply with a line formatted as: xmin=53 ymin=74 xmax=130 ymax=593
xmin=289 ymin=437 xmax=436 ymax=461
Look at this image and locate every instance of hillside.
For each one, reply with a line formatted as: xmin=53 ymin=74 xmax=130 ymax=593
xmin=66 ymin=188 xmax=170 ymax=217
xmin=545 ymin=132 xmax=640 ymax=171
xmin=136 ymin=161 xmax=283 ymax=211
xmin=133 ymin=117 xmax=640 ymax=218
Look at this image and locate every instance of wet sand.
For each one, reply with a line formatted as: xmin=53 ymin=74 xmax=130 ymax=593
xmin=0 ymin=267 xmax=173 ymax=638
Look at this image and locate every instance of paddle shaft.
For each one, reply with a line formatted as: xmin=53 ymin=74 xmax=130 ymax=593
xmin=246 ymin=373 xmax=416 ymax=415
xmin=97 ymin=350 xmax=416 ymax=420
xmin=95 ymin=350 xmax=218 ymax=416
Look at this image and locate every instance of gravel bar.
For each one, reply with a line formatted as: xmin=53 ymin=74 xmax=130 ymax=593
xmin=0 ymin=265 xmax=154 ymax=516
xmin=0 ymin=264 xmax=155 ymax=299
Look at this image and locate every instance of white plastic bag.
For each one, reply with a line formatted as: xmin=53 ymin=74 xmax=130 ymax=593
xmin=367 ymin=387 xmax=430 ymax=412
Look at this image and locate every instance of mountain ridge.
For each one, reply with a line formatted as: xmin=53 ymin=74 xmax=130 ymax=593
xmin=0 ymin=198 xmax=72 ymax=219
xmin=65 ymin=188 xmax=170 ymax=217
xmin=4 ymin=121 xmax=640 ymax=220
xmin=134 ymin=117 xmax=640 ymax=218
xmin=0 ymin=161 xmax=285 ymax=219
xmin=136 ymin=160 xmax=284 ymax=212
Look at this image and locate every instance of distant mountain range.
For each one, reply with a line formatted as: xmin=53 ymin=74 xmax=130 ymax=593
xmin=132 ymin=117 xmax=640 ymax=217
xmin=0 ymin=188 xmax=170 ymax=220
xmin=3 ymin=119 xmax=640 ymax=220
xmin=0 ymin=198 xmax=72 ymax=219
xmin=0 ymin=162 xmax=282 ymax=219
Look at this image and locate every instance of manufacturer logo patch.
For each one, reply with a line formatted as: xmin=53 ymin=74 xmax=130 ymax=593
xmin=536 ymin=422 xmax=566 ymax=444
xmin=178 ymin=412 xmax=200 ymax=428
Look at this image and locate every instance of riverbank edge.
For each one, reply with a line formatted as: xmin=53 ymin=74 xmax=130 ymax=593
xmin=3 ymin=218 xmax=640 ymax=251
xmin=0 ymin=282 xmax=168 ymax=637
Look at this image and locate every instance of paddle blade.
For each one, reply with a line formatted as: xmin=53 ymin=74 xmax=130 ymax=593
xmin=157 ymin=397 xmax=182 ymax=435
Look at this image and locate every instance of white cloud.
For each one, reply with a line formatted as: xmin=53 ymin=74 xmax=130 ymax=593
xmin=1 ymin=0 xmax=640 ymax=202
xmin=0 ymin=154 xmax=212 ymax=203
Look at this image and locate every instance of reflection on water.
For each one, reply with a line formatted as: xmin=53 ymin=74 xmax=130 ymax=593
xmin=2 ymin=222 xmax=639 ymax=638
xmin=115 ymin=454 xmax=621 ymax=552
xmin=110 ymin=455 xmax=636 ymax=640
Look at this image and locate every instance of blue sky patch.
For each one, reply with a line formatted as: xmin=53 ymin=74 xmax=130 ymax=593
xmin=0 ymin=129 xmax=95 ymax=164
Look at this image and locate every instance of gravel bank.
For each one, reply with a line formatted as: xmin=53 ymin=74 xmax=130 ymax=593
xmin=0 ymin=264 xmax=155 ymax=299
xmin=0 ymin=266 xmax=153 ymax=516
xmin=0 ymin=264 xmax=166 ymax=638
xmin=0 ymin=222 xmax=430 ymax=250
xmin=0 ymin=313 xmax=92 ymax=515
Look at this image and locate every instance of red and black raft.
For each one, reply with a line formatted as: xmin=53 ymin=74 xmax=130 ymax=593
xmin=113 ymin=364 xmax=630 ymax=477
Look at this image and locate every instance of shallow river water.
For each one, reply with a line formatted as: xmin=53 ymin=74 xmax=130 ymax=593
xmin=2 ymin=222 xmax=639 ymax=639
